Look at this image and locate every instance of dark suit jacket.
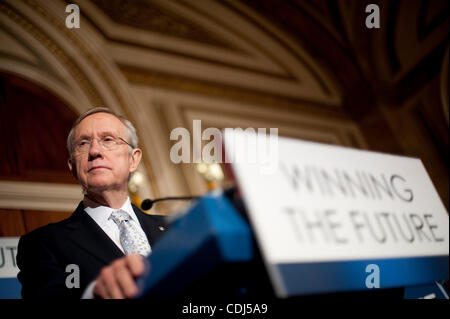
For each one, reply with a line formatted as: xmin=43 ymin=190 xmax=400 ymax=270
xmin=16 ymin=201 xmax=169 ymax=298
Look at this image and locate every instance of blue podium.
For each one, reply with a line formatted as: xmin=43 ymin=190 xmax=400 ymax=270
xmin=135 ymin=190 xmax=268 ymax=299
xmin=136 ymin=190 xmax=448 ymax=300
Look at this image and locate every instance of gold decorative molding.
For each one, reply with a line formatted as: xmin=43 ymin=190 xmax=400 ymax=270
xmin=0 ymin=180 xmax=82 ymax=212
xmin=84 ymin=0 xmax=341 ymax=106
xmin=120 ymin=65 xmax=346 ymax=120
xmin=1 ymin=1 xmax=103 ymax=105
xmin=91 ymin=0 xmax=235 ymax=49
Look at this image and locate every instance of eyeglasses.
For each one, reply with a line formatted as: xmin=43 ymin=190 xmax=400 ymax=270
xmin=73 ymin=136 xmax=133 ymax=154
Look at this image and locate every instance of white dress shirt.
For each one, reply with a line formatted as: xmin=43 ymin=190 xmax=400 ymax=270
xmin=83 ymin=196 xmax=151 ymax=255
xmin=81 ymin=196 xmax=151 ymax=298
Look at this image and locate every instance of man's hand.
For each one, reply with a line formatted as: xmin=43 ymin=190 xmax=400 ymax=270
xmin=93 ymin=254 xmax=147 ymax=299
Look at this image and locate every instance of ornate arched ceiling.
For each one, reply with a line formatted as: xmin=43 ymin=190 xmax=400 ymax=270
xmin=79 ymin=0 xmax=344 ymax=112
xmin=0 ymin=0 xmax=448 ymax=211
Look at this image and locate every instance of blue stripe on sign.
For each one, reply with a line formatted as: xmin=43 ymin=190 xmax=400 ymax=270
xmin=277 ymin=255 xmax=449 ymax=296
xmin=0 ymin=277 xmax=22 ymax=299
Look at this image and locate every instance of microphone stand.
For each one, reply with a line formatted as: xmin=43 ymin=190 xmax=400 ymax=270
xmin=141 ymin=196 xmax=200 ymax=210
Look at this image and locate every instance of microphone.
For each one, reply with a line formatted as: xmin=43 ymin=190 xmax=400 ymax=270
xmin=141 ymin=195 xmax=200 ymax=210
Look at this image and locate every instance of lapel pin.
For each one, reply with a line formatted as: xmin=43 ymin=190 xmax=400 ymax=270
xmin=158 ymin=226 xmax=166 ymax=231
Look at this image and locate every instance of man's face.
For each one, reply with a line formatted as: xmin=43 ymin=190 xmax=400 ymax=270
xmin=68 ymin=112 xmax=141 ymax=194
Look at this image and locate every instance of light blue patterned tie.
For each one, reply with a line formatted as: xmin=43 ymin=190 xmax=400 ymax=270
xmin=109 ymin=209 xmax=151 ymax=256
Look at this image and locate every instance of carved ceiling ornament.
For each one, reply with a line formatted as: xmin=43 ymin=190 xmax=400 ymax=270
xmin=81 ymin=0 xmax=342 ymax=107
xmin=91 ymin=0 xmax=234 ymax=49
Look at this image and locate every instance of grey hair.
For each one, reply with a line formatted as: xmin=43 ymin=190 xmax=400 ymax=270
xmin=67 ymin=107 xmax=139 ymax=157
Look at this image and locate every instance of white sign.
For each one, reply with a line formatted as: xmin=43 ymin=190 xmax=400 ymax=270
xmin=224 ymin=132 xmax=449 ymax=296
xmin=0 ymin=237 xmax=20 ymax=278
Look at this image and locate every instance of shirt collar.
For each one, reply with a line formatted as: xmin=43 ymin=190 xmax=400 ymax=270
xmin=83 ymin=196 xmax=138 ymax=226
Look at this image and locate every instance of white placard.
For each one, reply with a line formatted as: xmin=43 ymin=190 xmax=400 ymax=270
xmin=224 ymin=132 xmax=449 ymax=264
xmin=0 ymin=237 xmax=20 ymax=278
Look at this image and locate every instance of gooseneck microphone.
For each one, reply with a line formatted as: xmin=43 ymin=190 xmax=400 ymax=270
xmin=141 ymin=195 xmax=200 ymax=210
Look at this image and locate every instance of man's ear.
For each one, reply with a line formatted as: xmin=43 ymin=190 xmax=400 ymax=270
xmin=68 ymin=158 xmax=77 ymax=178
xmin=129 ymin=148 xmax=142 ymax=173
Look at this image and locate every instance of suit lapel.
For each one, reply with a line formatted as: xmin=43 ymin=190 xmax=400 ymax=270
xmin=66 ymin=202 xmax=124 ymax=266
xmin=64 ymin=202 xmax=167 ymax=265
xmin=132 ymin=204 xmax=167 ymax=246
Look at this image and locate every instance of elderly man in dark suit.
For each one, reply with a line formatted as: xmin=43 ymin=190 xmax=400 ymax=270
xmin=17 ymin=107 xmax=168 ymax=299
